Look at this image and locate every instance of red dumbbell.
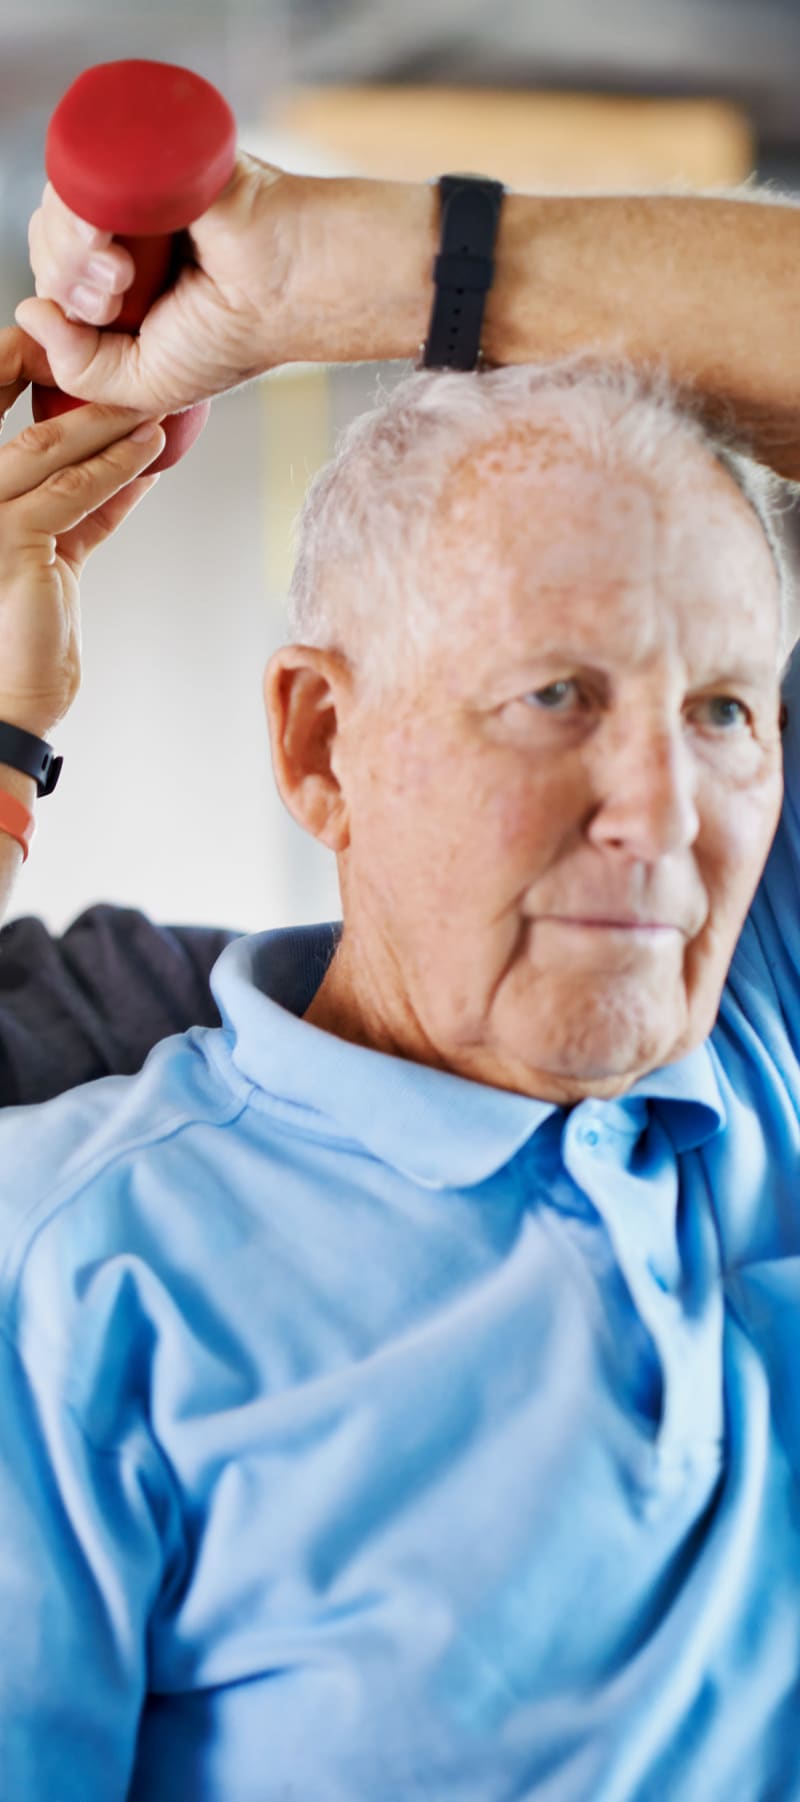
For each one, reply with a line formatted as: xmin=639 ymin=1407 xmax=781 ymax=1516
xmin=31 ymin=59 xmax=238 ymax=472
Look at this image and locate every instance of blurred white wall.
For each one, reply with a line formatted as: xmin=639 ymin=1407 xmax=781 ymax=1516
xmin=6 ymin=376 xmax=343 ymax=936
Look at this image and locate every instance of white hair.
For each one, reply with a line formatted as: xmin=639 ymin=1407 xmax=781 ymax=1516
xmin=287 ymin=356 xmax=797 ymax=693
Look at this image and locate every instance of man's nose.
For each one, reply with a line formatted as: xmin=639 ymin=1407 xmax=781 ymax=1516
xmin=586 ymin=727 xmax=700 ymax=861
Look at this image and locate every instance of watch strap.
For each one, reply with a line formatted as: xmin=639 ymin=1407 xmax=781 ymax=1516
xmin=422 ymin=174 xmax=505 ymax=372
xmin=0 ymin=721 xmax=62 ymax=797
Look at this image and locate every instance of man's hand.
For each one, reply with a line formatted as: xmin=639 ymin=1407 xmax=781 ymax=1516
xmin=16 ymin=153 xmax=308 ymax=414
xmin=0 ymin=324 xmax=164 ymax=737
xmin=16 ymin=154 xmax=436 ymax=414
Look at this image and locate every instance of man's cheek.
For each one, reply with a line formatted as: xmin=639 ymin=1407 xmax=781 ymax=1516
xmin=725 ymin=787 xmax=783 ymax=911
xmin=485 ymin=777 xmax=560 ymax=874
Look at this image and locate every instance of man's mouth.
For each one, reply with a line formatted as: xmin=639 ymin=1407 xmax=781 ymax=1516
xmin=540 ymin=916 xmax=682 ymax=934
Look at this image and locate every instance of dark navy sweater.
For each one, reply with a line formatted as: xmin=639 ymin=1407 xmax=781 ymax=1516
xmin=0 ymin=905 xmax=240 ymax=1106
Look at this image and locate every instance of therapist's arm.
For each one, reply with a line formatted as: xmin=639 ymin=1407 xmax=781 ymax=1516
xmin=0 ymin=329 xmax=164 ymax=928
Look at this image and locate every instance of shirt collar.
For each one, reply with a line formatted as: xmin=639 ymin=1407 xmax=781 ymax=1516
xmin=210 ymin=926 xmax=726 ymax=1189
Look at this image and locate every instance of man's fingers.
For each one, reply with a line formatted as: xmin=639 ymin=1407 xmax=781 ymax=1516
xmin=22 ymin=189 xmax=137 ymax=381
xmin=12 ymin=298 xmax=158 ymax=411
xmin=14 ymin=297 xmax=111 ymax=393
xmin=26 ymin=185 xmax=117 ymax=311
xmin=32 ymin=181 xmax=113 ymax=257
xmin=28 ymin=198 xmax=136 ymax=318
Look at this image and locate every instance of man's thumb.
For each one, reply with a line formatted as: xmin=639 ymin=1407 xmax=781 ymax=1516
xmin=14 ymin=298 xmax=104 ymax=399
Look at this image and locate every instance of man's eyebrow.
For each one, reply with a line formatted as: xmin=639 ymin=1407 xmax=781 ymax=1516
xmin=700 ymin=663 xmax=780 ymax=688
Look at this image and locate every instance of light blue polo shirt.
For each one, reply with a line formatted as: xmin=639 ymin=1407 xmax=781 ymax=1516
xmin=1 ymin=653 xmax=800 ymax=1800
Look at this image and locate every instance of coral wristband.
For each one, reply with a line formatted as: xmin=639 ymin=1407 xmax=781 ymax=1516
xmin=0 ymin=789 xmax=35 ymax=861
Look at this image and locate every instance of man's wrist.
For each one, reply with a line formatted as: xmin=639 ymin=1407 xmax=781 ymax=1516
xmin=280 ymin=180 xmax=560 ymax=371
xmin=280 ymin=175 xmax=438 ymax=365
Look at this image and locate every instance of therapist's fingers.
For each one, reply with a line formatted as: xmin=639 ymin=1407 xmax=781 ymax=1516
xmin=0 ymin=324 xmax=57 ymax=424
xmin=0 ymin=402 xmax=164 ymax=509
xmin=55 ymin=471 xmax=161 ymax=574
xmin=5 ymin=425 xmax=164 ymax=551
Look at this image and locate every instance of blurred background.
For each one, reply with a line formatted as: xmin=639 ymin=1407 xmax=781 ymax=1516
xmin=1 ymin=0 xmax=799 ymax=935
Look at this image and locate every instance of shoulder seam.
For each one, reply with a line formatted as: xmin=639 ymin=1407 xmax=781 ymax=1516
xmin=0 ymin=1083 xmax=254 ymax=1333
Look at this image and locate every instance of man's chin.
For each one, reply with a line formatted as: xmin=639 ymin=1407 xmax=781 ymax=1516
xmin=487 ymin=983 xmax=698 ymax=1101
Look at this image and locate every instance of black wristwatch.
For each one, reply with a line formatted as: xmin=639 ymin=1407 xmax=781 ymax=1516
xmin=422 ymin=173 xmax=505 ymax=372
xmin=0 ymin=721 xmax=62 ymax=796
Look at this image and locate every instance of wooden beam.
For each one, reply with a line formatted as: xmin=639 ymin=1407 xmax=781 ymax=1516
xmin=273 ymin=87 xmax=753 ymax=189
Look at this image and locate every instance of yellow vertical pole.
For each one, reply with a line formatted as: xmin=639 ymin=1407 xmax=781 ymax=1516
xmin=260 ymin=366 xmax=332 ymax=600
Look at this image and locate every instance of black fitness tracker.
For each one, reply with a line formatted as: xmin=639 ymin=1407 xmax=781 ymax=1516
xmin=422 ymin=173 xmax=505 ymax=372
xmin=0 ymin=721 xmax=62 ymax=796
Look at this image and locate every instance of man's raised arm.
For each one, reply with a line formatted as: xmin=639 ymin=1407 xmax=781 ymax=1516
xmin=483 ymin=190 xmax=800 ymax=478
xmin=17 ymin=167 xmax=800 ymax=478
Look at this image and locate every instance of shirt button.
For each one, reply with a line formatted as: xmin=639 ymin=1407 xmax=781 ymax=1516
xmin=581 ymin=1127 xmax=601 ymax=1147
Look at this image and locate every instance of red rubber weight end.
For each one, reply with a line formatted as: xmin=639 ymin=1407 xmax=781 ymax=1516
xmin=45 ymin=59 xmax=237 ymax=235
xmin=142 ymin=403 xmax=211 ymax=474
xmin=30 ymin=384 xmax=211 ymax=474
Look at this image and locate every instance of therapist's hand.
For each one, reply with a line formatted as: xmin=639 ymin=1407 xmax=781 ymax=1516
xmin=16 ymin=153 xmax=436 ymax=414
xmin=0 ymin=324 xmax=164 ymax=737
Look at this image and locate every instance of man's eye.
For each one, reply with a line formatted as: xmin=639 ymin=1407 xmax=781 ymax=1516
xmin=522 ymin=679 xmax=579 ymax=711
xmin=696 ymin=695 xmax=750 ymax=730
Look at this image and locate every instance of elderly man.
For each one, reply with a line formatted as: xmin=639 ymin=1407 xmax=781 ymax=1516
xmin=0 ymin=348 xmax=797 ymax=1799
xmin=3 ymin=159 xmax=800 ymax=1110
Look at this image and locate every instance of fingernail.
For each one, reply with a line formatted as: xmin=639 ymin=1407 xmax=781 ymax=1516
xmin=67 ymin=283 xmax=104 ymax=319
xmin=130 ymin=421 xmax=162 ymax=442
xmin=74 ymin=217 xmax=98 ymax=243
xmin=87 ymin=256 xmax=117 ymax=292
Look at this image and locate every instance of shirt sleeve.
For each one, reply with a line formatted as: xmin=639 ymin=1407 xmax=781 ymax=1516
xmin=0 ymin=1322 xmax=169 ymax=1800
xmin=0 ymin=903 xmax=241 ymax=1107
xmin=0 ymin=1035 xmax=207 ymax=1797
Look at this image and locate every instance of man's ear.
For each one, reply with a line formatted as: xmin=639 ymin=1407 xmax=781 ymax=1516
xmin=264 ymin=645 xmax=353 ymax=852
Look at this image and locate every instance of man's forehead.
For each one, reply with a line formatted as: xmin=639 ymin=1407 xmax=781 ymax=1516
xmin=443 ymin=435 xmax=753 ymax=541
xmin=419 ymin=439 xmax=782 ymax=692
xmin=432 ymin=440 xmax=777 ymax=617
